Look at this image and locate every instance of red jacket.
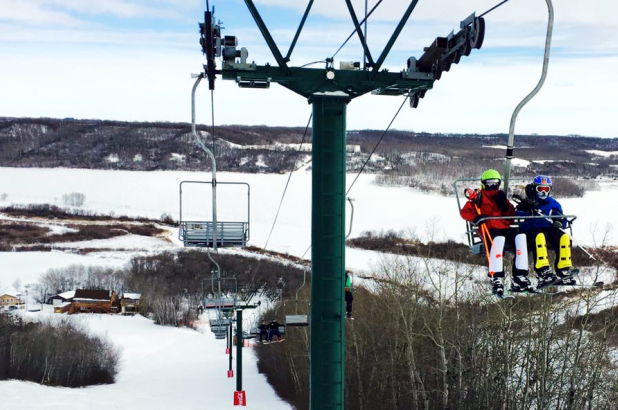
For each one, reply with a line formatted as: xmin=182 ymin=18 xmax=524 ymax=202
xmin=460 ymin=189 xmax=515 ymax=230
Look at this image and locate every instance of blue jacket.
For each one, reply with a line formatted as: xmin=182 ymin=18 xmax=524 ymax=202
xmin=517 ymin=196 xmax=565 ymax=232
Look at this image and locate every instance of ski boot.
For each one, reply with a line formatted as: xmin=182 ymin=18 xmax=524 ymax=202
xmin=511 ymin=275 xmax=534 ymax=293
xmin=536 ymin=268 xmax=558 ymax=290
xmin=491 ymin=277 xmax=505 ymax=296
xmin=555 ymin=269 xmax=578 ymax=286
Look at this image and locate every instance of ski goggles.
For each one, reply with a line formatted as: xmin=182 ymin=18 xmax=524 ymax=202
xmin=535 ymin=185 xmax=551 ymax=193
xmin=483 ymin=179 xmax=501 ymax=188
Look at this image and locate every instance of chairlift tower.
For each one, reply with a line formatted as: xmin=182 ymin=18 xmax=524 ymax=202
xmin=199 ymin=2 xmax=485 ymax=408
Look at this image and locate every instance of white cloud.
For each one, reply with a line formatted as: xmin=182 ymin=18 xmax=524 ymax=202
xmin=0 ymin=1 xmax=84 ymax=26
xmin=0 ymin=23 xmax=195 ymax=48
xmin=0 ymin=0 xmax=616 ymax=139
xmin=254 ymin=0 xmax=618 ymax=26
xmin=0 ymin=0 xmax=188 ymax=25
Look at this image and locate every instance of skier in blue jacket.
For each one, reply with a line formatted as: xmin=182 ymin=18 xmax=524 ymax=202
xmin=516 ymin=175 xmax=576 ymax=287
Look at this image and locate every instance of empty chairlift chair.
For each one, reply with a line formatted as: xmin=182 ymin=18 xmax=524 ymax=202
xmin=203 ymin=297 xmax=236 ymax=310
xmin=178 ymin=181 xmax=250 ymax=248
xmin=283 ymin=298 xmax=310 ymax=328
xmin=284 ymin=314 xmax=309 ymax=327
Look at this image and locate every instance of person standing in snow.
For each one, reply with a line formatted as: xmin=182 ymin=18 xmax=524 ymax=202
xmin=460 ymin=169 xmax=531 ymax=295
xmin=516 ymin=175 xmax=577 ymax=287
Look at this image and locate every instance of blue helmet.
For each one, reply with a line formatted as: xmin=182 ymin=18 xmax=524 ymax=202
xmin=533 ymin=175 xmax=552 ymax=199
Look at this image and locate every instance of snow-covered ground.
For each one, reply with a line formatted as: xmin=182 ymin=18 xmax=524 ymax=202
xmin=1 ymin=166 xmax=618 ymax=408
xmin=585 ymin=150 xmax=618 ymax=158
xmin=1 ymin=167 xmax=615 ymax=251
xmin=1 ymin=166 xmax=617 ymax=296
xmin=0 ymin=309 xmax=289 ymax=410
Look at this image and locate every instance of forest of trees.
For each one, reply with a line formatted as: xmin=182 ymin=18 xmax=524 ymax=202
xmin=1 ymin=118 xmax=617 ymax=194
xmin=0 ymin=315 xmax=120 ymax=387
xmin=256 ymin=253 xmax=618 ymax=410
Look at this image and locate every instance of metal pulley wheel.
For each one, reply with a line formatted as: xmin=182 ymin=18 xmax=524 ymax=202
xmin=470 ymin=17 xmax=485 ymax=50
xmin=453 ymin=49 xmax=462 ymax=64
xmin=443 ymin=57 xmax=452 ymax=72
xmin=433 ymin=61 xmax=443 ymax=80
xmin=409 ymin=92 xmax=420 ymax=108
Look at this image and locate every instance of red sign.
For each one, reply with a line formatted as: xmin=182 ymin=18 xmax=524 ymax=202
xmin=226 ymin=348 xmax=230 ymax=354
xmin=234 ymin=391 xmax=246 ymax=406
xmin=227 ymin=370 xmax=234 ymax=378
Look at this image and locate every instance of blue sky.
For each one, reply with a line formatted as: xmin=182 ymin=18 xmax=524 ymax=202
xmin=1 ymin=0 xmax=617 ymax=138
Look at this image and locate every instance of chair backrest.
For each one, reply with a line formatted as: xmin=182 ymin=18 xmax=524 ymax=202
xmin=285 ymin=314 xmax=309 ymax=327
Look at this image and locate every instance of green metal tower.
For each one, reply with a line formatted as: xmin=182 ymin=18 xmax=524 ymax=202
xmin=199 ymin=2 xmax=485 ymax=408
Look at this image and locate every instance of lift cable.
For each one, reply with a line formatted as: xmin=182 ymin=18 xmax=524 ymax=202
xmin=211 ymin=90 xmax=216 ymax=157
xmin=479 ymin=0 xmax=510 ymax=18
xmin=243 ymin=113 xmax=313 ymax=302
xmin=331 ymin=0 xmax=383 ymax=60
xmin=263 ymin=113 xmax=313 ymax=251
xmin=346 ymin=94 xmax=409 ymax=195
xmin=292 ymin=60 xmax=326 ymax=74
xmin=299 ymin=94 xmax=410 ymax=261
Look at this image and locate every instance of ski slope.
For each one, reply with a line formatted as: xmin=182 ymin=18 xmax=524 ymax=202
xmin=0 ymin=309 xmax=290 ymax=410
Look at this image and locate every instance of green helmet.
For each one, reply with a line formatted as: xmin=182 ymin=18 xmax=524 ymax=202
xmin=480 ymin=169 xmax=502 ymax=190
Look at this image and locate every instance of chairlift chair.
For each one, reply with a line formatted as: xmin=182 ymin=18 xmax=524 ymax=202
xmin=179 ymin=181 xmax=250 ymax=248
xmin=283 ymin=298 xmax=310 ymax=327
xmin=453 ymin=177 xmax=577 ymax=255
xmin=209 ymin=317 xmax=232 ymax=327
xmin=285 ymin=314 xmax=309 ymax=327
xmin=203 ymin=296 xmax=236 ymax=310
xmin=282 ymin=266 xmax=311 ymax=328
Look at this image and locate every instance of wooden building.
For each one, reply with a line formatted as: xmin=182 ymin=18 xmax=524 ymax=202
xmin=47 ymin=290 xmax=75 ymax=305
xmin=54 ymin=302 xmax=71 ymax=314
xmin=69 ymin=289 xmax=120 ymax=314
xmin=120 ymin=293 xmax=143 ymax=315
xmin=0 ymin=293 xmax=23 ymax=307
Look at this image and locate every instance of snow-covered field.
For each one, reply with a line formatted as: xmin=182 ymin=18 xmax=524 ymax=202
xmin=1 ymin=166 xmax=618 ymax=409
xmin=1 ymin=166 xmax=615 ymax=252
xmin=1 ymin=165 xmax=617 ymax=297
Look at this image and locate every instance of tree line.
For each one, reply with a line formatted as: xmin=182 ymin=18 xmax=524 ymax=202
xmin=255 ymin=255 xmax=618 ymax=410
xmin=0 ymin=315 xmax=120 ymax=387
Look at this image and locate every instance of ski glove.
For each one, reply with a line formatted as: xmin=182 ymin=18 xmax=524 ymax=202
xmin=516 ymin=199 xmax=536 ymax=213
xmin=525 ymin=184 xmax=537 ymax=201
xmin=553 ymin=220 xmax=564 ymax=229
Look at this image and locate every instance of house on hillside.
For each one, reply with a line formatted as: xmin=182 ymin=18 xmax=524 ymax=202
xmin=0 ymin=293 xmax=24 ymax=307
xmin=120 ymin=293 xmax=143 ymax=315
xmin=47 ymin=290 xmax=75 ymax=305
xmin=69 ymin=289 xmax=120 ymax=314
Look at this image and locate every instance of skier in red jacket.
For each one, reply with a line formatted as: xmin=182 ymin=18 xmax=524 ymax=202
xmin=460 ymin=169 xmax=531 ymax=296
